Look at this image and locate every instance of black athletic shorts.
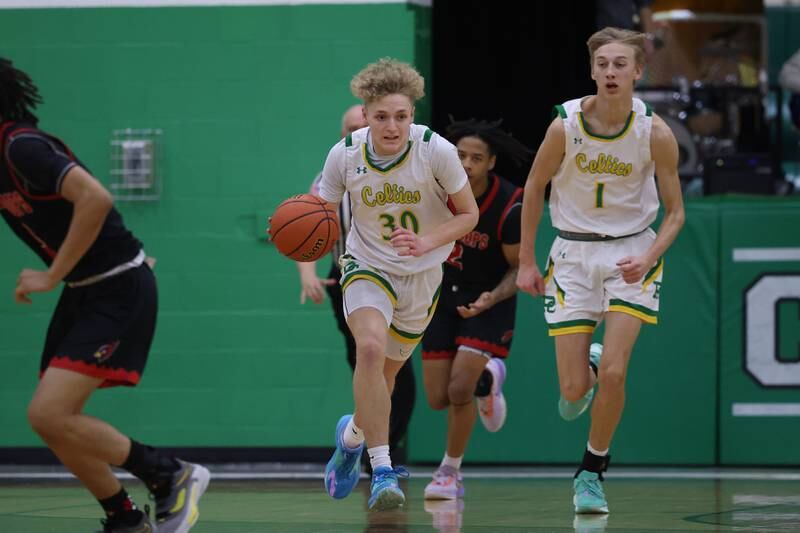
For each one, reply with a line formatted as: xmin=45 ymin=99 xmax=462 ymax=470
xmin=40 ymin=263 xmax=157 ymax=388
xmin=421 ymin=282 xmax=516 ymax=361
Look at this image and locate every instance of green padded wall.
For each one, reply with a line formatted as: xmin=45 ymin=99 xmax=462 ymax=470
xmin=0 ymin=2 xmax=431 ymax=447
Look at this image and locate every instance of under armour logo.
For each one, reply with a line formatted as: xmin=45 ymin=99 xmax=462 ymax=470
xmin=355 ymin=166 xmax=368 ymax=175
xmin=574 ymin=138 xmax=582 ymax=144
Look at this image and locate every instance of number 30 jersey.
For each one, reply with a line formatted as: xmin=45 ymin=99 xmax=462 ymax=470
xmin=550 ymin=97 xmax=659 ymax=237
xmin=318 ymin=124 xmax=468 ymax=276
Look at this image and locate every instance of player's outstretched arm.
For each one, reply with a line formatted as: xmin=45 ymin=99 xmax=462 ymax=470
xmin=517 ymin=118 xmax=564 ymax=297
xmin=456 ymin=242 xmax=520 ymax=318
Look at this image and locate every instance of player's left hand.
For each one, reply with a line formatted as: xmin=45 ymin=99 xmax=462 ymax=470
xmin=14 ymin=268 xmax=58 ymax=304
xmin=456 ymin=291 xmax=495 ymax=318
xmin=616 ymin=255 xmax=649 ymax=284
xmin=390 ymin=227 xmax=433 ymax=257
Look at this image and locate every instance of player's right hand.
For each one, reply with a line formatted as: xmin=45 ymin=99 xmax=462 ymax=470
xmin=516 ymin=263 xmax=545 ymax=297
xmin=300 ymin=276 xmax=335 ymax=304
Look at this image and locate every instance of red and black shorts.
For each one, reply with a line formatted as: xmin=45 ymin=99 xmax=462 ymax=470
xmin=40 ymin=264 xmax=157 ymax=388
xmin=421 ymin=283 xmax=516 ymax=361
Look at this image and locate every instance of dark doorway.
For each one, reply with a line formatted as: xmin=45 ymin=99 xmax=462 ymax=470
xmin=432 ymin=2 xmax=597 ymax=184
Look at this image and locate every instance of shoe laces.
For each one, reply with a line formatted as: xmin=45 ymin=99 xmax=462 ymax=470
xmin=576 ymin=477 xmax=605 ymax=499
xmin=373 ymin=465 xmax=410 ymax=485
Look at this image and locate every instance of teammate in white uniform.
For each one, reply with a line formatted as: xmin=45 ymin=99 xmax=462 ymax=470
xmin=516 ymin=28 xmax=685 ymax=515
xmin=317 ymin=58 xmax=479 ymax=511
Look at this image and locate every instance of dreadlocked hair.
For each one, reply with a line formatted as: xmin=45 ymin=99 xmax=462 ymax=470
xmin=0 ymin=58 xmax=42 ymax=124
xmin=445 ymin=118 xmax=533 ymax=171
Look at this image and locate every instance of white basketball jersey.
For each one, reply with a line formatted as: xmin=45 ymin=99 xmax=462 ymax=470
xmin=320 ymin=124 xmax=463 ymax=276
xmin=550 ymin=97 xmax=658 ymax=236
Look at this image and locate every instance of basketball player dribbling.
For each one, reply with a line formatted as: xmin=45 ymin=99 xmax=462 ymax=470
xmin=316 ymin=57 xmax=479 ymax=511
xmin=516 ymin=28 xmax=685 ymax=515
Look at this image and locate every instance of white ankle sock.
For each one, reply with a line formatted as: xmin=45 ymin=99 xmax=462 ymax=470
xmin=587 ymin=441 xmax=608 ymax=456
xmin=342 ymin=418 xmax=365 ymax=449
xmin=441 ymin=453 xmax=462 ymax=470
xmin=368 ymin=445 xmax=392 ymax=470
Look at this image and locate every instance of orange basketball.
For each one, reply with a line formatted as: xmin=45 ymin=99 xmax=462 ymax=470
xmin=267 ymin=194 xmax=339 ymax=262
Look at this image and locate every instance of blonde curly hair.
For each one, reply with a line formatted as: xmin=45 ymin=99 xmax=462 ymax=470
xmin=350 ymin=58 xmax=425 ymax=104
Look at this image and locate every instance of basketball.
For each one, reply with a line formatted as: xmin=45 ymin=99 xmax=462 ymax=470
xmin=267 ymin=194 xmax=339 ymax=262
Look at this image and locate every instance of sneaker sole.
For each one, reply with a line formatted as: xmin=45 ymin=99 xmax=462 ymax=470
xmin=370 ymin=488 xmax=405 ymax=511
xmin=424 ymin=488 xmax=457 ymax=500
xmin=573 ymin=494 xmax=609 ymax=514
xmin=424 ymin=487 xmax=464 ymax=500
xmin=162 ymin=465 xmax=210 ymax=533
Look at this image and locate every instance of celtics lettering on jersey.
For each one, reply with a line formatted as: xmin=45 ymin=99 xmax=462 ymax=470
xmin=550 ymin=97 xmax=659 ymax=237
xmin=317 ymin=124 xmax=467 ymax=276
xmin=575 ymin=152 xmax=633 ymax=177
xmin=362 ymin=182 xmax=423 ymax=241
xmin=361 ymin=183 xmax=421 ymax=206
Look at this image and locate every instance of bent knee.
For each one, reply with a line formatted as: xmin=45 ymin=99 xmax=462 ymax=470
xmin=27 ymin=402 xmax=61 ymax=439
xmin=598 ymin=367 xmax=626 ymax=390
xmin=356 ymin=337 xmax=385 ymax=365
xmin=560 ymin=381 xmax=588 ymax=403
xmin=447 ymin=380 xmax=474 ymax=406
xmin=426 ymin=393 xmax=449 ymax=410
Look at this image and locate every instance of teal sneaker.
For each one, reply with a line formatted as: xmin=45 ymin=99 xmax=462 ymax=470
xmin=368 ymin=466 xmax=409 ymax=511
xmin=558 ymin=343 xmax=603 ymax=421
xmin=573 ymin=470 xmax=609 ymax=514
xmin=324 ymin=414 xmax=364 ymax=499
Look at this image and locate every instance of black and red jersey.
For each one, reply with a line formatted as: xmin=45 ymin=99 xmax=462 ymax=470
xmin=445 ymin=174 xmax=522 ymax=290
xmin=0 ymin=122 xmax=141 ymax=282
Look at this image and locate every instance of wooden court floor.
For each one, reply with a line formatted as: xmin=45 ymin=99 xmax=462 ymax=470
xmin=0 ymin=468 xmax=798 ymax=531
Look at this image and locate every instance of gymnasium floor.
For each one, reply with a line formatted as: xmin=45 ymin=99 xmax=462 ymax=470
xmin=1 ymin=465 xmax=798 ymax=532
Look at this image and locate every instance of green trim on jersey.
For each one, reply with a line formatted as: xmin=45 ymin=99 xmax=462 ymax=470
xmin=427 ymin=283 xmax=441 ymax=318
xmin=345 ymin=133 xmax=353 ymax=147
xmin=389 ymin=324 xmax=423 ymax=341
xmin=642 ymin=256 xmax=664 ymax=291
xmin=423 ymin=128 xmax=433 ymax=142
xmin=608 ymin=298 xmax=658 ymax=324
xmin=644 ymin=102 xmax=653 ymax=117
xmin=554 ymin=277 xmax=566 ymax=307
xmin=341 ymin=269 xmax=398 ymax=306
xmin=547 ymin=319 xmax=597 ymax=337
xmin=543 ymin=256 xmax=555 ymax=285
xmin=578 ymin=110 xmax=635 ymax=141
xmin=362 ymin=141 xmax=413 ymax=174
xmin=553 ymin=104 xmax=567 ymax=119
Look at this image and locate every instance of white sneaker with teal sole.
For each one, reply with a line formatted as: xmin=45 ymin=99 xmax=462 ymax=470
xmin=559 ymin=343 xmax=603 ymax=421
xmin=573 ymin=470 xmax=609 ymax=514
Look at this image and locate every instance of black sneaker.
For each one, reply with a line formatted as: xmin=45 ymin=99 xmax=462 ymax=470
xmin=154 ymin=460 xmax=211 ymax=533
xmin=97 ymin=508 xmax=153 ymax=533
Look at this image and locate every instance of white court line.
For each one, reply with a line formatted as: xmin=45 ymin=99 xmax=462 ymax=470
xmin=733 ymin=248 xmax=800 ymax=262
xmin=2 ymin=470 xmax=799 ymax=481
xmin=733 ymin=403 xmax=800 ymax=416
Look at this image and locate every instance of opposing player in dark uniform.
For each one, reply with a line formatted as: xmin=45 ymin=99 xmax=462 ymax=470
xmin=0 ymin=57 xmax=208 ymax=533
xmin=421 ymin=119 xmax=532 ymax=500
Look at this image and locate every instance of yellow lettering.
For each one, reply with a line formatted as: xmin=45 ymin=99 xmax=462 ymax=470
xmin=574 ymin=152 xmax=633 ymax=177
xmin=360 ymin=183 xmax=422 ymax=207
xmin=576 ymin=153 xmax=588 ymax=172
xmin=362 ymin=186 xmax=375 ymax=207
